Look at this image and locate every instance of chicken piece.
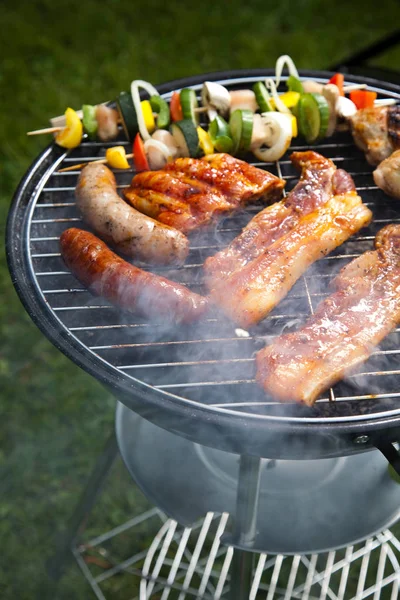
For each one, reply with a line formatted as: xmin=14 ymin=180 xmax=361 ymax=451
xmin=165 ymin=153 xmax=284 ymax=204
xmin=204 ymin=151 xmax=355 ymax=286
xmin=210 ymin=190 xmax=372 ymax=329
xmin=256 ymin=225 xmax=400 ymax=406
xmin=124 ymin=154 xmax=284 ymax=233
xmin=349 ymin=105 xmax=400 ymax=166
xmin=373 ymin=149 xmax=400 ymax=199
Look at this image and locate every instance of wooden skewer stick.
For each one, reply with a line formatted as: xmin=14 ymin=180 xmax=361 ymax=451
xmin=194 ymin=106 xmax=209 ymax=113
xmin=27 ymin=126 xmax=63 ymax=136
xmin=57 ymin=153 xmax=134 ymax=173
xmin=342 ymin=84 xmax=368 ymax=93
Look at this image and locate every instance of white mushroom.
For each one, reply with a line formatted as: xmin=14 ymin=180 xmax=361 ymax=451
xmin=201 ymin=82 xmax=231 ymax=120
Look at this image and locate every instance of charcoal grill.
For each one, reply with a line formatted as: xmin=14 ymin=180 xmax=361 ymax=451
xmin=6 ymin=70 xmax=400 ymax=596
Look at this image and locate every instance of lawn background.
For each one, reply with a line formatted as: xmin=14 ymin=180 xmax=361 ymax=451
xmin=1 ymin=1 xmax=400 ymax=598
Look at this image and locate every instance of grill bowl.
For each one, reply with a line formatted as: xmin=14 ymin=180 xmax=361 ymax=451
xmin=7 ymin=70 xmax=400 ymax=459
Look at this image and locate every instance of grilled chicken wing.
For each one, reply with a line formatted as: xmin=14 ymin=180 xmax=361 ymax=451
xmin=210 ymin=189 xmax=372 ymax=329
xmin=350 ymin=105 xmax=400 ymax=166
xmin=256 ymin=225 xmax=400 ymax=406
xmin=123 ymin=154 xmax=284 ymax=233
xmin=204 ymin=151 xmax=354 ymax=286
xmin=373 ymin=149 xmax=400 ymax=199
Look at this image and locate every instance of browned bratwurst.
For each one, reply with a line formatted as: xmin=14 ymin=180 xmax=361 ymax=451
xmin=60 ymin=228 xmax=208 ymax=324
xmin=75 ymin=163 xmax=189 ymax=266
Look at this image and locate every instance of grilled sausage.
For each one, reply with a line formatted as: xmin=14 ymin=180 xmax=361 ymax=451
xmin=75 ymin=163 xmax=189 ymax=265
xmin=60 ymin=228 xmax=208 ymax=324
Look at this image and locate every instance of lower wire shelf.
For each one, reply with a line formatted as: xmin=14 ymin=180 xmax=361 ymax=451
xmin=72 ymin=508 xmax=400 ymax=600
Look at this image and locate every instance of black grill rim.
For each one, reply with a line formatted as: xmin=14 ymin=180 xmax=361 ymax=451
xmin=7 ymin=69 xmax=400 ymax=456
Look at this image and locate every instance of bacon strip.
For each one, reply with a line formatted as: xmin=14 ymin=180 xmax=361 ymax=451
xmin=256 ymin=225 xmax=400 ymax=405
xmin=210 ymin=190 xmax=372 ymax=329
xmin=204 ymin=151 xmax=354 ymax=287
xmin=124 ymin=154 xmax=284 ymax=233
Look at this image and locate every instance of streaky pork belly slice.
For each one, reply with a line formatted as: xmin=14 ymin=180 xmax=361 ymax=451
xmin=204 ymin=151 xmax=355 ymax=287
xmin=256 ymin=224 xmax=400 ymax=406
xmin=123 ymin=154 xmax=285 ymax=233
xmin=210 ymin=190 xmax=372 ymax=329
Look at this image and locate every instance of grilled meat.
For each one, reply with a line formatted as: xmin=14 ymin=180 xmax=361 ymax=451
xmin=349 ymin=105 xmax=400 ymax=166
xmin=60 ymin=228 xmax=209 ymax=324
xmin=256 ymin=225 xmax=400 ymax=406
xmin=75 ymin=163 xmax=189 ymax=265
xmin=373 ymin=149 xmax=400 ymax=199
xmin=123 ymin=153 xmax=285 ymax=233
xmin=204 ymin=151 xmax=354 ymax=286
xmin=210 ymin=190 xmax=372 ymax=329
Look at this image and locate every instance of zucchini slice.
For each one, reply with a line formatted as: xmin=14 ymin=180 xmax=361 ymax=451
xmin=180 ymin=88 xmax=200 ymax=126
xmin=116 ymin=91 xmax=138 ymax=141
xmin=170 ymin=119 xmax=199 ymax=157
xmin=297 ymin=93 xmax=329 ymax=143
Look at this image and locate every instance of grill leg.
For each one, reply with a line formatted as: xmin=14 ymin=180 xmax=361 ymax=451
xmin=47 ymin=432 xmax=119 ymax=581
xmin=230 ymin=454 xmax=262 ymax=600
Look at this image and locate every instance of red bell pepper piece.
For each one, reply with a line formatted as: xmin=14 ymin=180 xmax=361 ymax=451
xmin=329 ymin=73 xmax=345 ymax=96
xmin=349 ymin=90 xmax=377 ymax=110
xmin=170 ymin=91 xmax=183 ymax=122
xmin=133 ymin=133 xmax=149 ymax=172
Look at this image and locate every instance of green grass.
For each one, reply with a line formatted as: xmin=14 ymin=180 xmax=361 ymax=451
xmin=1 ymin=0 xmax=400 ymax=597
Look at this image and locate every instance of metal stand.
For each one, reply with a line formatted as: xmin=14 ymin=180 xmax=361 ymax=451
xmin=47 ymin=432 xmax=119 ymax=581
xmin=229 ymin=455 xmax=262 ymax=600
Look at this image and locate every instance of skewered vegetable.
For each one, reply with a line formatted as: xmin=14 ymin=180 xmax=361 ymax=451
xmin=297 ymin=93 xmax=329 ymax=143
xmin=149 ymin=95 xmax=170 ymax=129
xmin=350 ymin=90 xmax=378 ymax=110
xmin=105 ymin=146 xmax=130 ymax=169
xmin=230 ymin=109 xmax=254 ymax=154
xmin=130 ymin=79 xmax=160 ymax=140
xmin=133 ymin=133 xmax=150 ymax=171
xmin=180 ymin=88 xmax=200 ymax=125
xmin=170 ymin=119 xmax=199 ymax=157
xmin=253 ymin=82 xmax=273 ymax=112
xmin=82 ymin=105 xmax=98 ymax=138
xmin=252 ymin=112 xmax=292 ymax=162
xmin=197 ymin=126 xmax=214 ymax=155
xmin=55 ymin=108 xmax=83 ymax=149
xmin=209 ymin=116 xmax=233 ymax=153
xmin=141 ymin=100 xmax=156 ymax=133
xmin=116 ymin=92 xmax=138 ymax=141
xmin=170 ymin=91 xmax=183 ymax=122
xmin=201 ymin=81 xmax=231 ymax=119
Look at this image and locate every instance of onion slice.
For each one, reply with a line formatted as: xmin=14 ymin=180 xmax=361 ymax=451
xmin=265 ymin=79 xmax=291 ymax=115
xmin=131 ymin=80 xmax=160 ymax=141
xmin=144 ymin=138 xmax=174 ymax=170
xmin=252 ymin=112 xmax=292 ymax=163
xmin=275 ymin=55 xmax=299 ymax=88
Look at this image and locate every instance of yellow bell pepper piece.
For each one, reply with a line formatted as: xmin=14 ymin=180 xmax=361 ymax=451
xmin=106 ymin=146 xmax=130 ymax=169
xmin=197 ymin=126 xmax=214 ymax=155
xmin=290 ymin=115 xmax=298 ymax=138
xmin=279 ymin=91 xmax=301 ymax=109
xmin=269 ymin=91 xmax=301 ymax=112
xmin=141 ymin=100 xmax=156 ymax=133
xmin=55 ymin=108 xmax=83 ymax=149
